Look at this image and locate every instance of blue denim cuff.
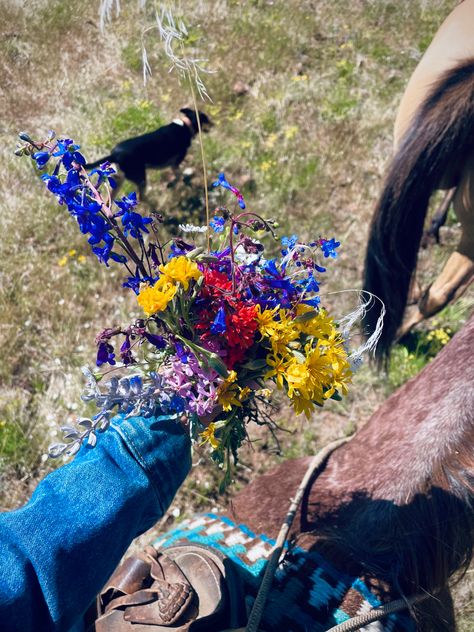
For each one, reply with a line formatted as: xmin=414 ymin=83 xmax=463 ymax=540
xmin=110 ymin=413 xmax=192 ymax=514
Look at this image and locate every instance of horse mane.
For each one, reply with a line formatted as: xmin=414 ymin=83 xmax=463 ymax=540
xmin=303 ymin=315 xmax=474 ymax=599
xmin=362 ymin=57 xmax=474 ymax=360
xmin=307 ymin=470 xmax=474 ymax=602
xmin=231 ymin=317 xmax=474 ymax=614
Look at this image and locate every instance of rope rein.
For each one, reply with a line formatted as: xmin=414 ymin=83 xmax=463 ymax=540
xmin=243 ymin=434 xmax=428 ymax=632
xmin=245 ymin=436 xmax=351 ymax=632
xmin=325 ymin=593 xmax=430 ymax=632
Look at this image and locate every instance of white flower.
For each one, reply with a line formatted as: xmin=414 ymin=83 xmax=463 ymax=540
xmin=234 ymin=241 xmax=264 ymax=265
xmin=179 ymin=223 xmax=208 ymax=233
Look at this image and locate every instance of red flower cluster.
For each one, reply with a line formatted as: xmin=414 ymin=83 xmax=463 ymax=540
xmin=196 ymin=269 xmax=258 ymax=369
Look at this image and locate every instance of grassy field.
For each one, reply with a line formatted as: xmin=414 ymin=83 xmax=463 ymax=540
xmin=0 ymin=0 xmax=473 ymax=627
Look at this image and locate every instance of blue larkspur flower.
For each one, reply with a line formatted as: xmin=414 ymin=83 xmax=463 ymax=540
xmin=88 ymin=162 xmax=117 ymax=189
xmin=320 ymin=238 xmax=340 ymax=259
xmin=115 ymin=193 xmax=152 ymax=238
xmin=281 ymin=234 xmax=298 ymax=256
xmin=305 ymin=273 xmax=320 ymax=293
xmin=302 ymin=296 xmax=321 ymax=307
xmin=123 ymin=274 xmax=157 ymax=295
xmin=32 ymin=151 xmax=51 ymax=169
xmin=121 ymin=211 xmax=152 ymax=238
xmin=53 ymin=139 xmax=86 ymax=169
xmin=210 ymin=306 xmax=227 ymax=335
xmin=115 ymin=192 xmax=138 ymax=213
xmin=92 ymin=242 xmax=127 ymax=267
xmin=262 ymin=259 xmax=298 ymax=295
xmin=86 ymin=216 xmax=113 ymax=245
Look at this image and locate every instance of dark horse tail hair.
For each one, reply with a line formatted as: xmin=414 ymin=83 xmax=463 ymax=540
xmin=362 ymin=58 xmax=474 ymax=361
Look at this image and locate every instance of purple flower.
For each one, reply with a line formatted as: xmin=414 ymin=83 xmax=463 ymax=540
xmin=96 ymin=342 xmax=116 ymax=366
xmin=175 ymin=341 xmax=189 ymax=364
xmin=120 ymin=335 xmax=134 ymax=365
xmin=144 ymin=332 xmax=166 ymax=348
xmin=169 ymin=239 xmax=195 ymax=258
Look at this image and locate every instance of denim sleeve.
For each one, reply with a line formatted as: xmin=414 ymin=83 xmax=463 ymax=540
xmin=0 ymin=413 xmax=191 ymax=632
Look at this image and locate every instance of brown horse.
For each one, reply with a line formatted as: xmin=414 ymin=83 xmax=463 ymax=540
xmin=99 ymin=314 xmax=474 ymax=631
xmin=363 ymin=0 xmax=474 ymax=359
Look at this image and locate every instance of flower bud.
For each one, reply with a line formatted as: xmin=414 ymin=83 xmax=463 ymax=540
xmin=18 ymin=131 xmax=34 ymax=143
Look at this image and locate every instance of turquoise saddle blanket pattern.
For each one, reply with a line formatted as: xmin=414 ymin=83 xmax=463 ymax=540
xmin=154 ymin=512 xmax=415 ymax=632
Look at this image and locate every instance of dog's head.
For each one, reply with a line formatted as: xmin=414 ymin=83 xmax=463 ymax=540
xmin=180 ymin=108 xmax=213 ymax=134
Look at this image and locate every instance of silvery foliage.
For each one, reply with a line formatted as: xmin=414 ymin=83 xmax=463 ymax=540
xmin=98 ymin=1 xmax=214 ymax=98
xmin=153 ymin=7 xmax=213 ymax=100
xmin=48 ymin=367 xmax=164 ymax=458
xmin=337 ymin=290 xmax=386 ymax=367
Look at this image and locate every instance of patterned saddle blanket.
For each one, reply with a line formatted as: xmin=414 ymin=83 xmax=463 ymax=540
xmin=154 ymin=513 xmax=415 ymax=632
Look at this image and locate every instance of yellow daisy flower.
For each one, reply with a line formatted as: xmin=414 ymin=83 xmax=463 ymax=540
xmin=159 ymin=256 xmax=201 ymax=290
xmin=255 ymin=304 xmax=280 ymax=338
xmin=265 ymin=351 xmax=292 ymax=389
xmin=217 ymin=371 xmax=242 ymax=411
xmin=137 ymin=280 xmax=177 ymax=316
xmin=199 ymin=423 xmax=219 ymax=449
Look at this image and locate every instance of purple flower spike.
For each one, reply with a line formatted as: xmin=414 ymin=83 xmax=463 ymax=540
xmin=212 ymin=172 xmax=246 ymax=209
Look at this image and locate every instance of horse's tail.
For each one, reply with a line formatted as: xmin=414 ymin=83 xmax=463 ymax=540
xmin=84 ymin=155 xmax=114 ymax=170
xmin=362 ymin=58 xmax=474 ymax=361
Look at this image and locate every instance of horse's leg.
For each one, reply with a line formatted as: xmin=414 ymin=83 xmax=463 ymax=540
xmin=417 ymin=156 xmax=474 ymax=317
xmin=421 ymin=187 xmax=456 ymax=248
xmin=406 ymin=189 xmax=455 ymax=307
xmin=397 ymin=157 xmax=474 ymax=339
xmin=397 ymin=252 xmax=474 ymax=338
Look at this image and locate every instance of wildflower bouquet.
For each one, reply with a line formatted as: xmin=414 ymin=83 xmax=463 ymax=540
xmin=19 ymin=132 xmax=357 ymax=476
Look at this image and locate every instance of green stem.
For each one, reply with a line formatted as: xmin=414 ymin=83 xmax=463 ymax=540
xmin=188 ymin=80 xmax=211 ymax=253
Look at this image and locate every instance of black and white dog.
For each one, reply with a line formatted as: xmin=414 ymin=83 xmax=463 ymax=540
xmin=86 ymin=108 xmax=212 ymax=201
